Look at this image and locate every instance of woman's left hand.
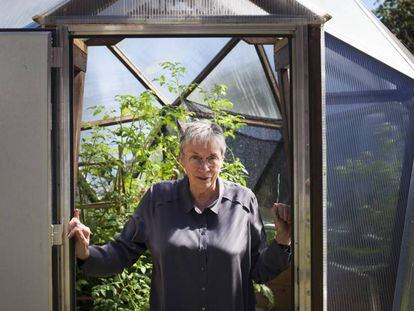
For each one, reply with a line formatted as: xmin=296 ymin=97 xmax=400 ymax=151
xmin=271 ymin=203 xmax=292 ymax=246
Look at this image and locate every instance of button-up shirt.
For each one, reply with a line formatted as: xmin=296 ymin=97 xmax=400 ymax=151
xmin=81 ymin=176 xmax=290 ymax=311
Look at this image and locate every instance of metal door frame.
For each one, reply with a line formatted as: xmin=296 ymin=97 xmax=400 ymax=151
xmin=58 ymin=23 xmax=324 ymax=311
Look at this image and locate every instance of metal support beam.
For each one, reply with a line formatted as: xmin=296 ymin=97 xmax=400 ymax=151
xmin=255 ymin=44 xmax=292 ymax=164
xmin=86 ymin=37 xmax=123 ymax=46
xmin=292 ymin=25 xmax=312 ymax=311
xmin=81 ymin=109 xmax=282 ymax=130
xmin=243 ymin=37 xmax=282 ymax=45
xmin=170 ymin=38 xmax=240 ymax=107
xmin=81 ymin=115 xmax=136 ymax=129
xmin=275 ymin=39 xmax=290 ymax=70
xmin=190 ymin=110 xmax=283 ymax=129
xmin=107 ymin=45 xmax=169 ymax=106
xmin=308 ymin=25 xmax=324 ymax=311
xmin=73 ymin=71 xmax=86 ymax=187
xmin=255 ymin=44 xmax=283 ymax=111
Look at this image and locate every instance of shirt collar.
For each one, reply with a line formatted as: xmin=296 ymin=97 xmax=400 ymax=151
xmin=178 ymin=175 xmax=224 ymax=214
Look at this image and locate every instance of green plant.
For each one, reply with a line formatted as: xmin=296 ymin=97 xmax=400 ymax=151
xmin=76 ymin=62 xmax=272 ymax=310
xmin=375 ymin=0 xmax=414 ymax=54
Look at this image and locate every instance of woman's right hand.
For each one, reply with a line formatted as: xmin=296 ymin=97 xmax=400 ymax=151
xmin=67 ymin=209 xmax=91 ymax=260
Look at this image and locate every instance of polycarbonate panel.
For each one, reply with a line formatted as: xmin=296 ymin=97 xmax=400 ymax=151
xmin=188 ymin=41 xmax=281 ymax=119
xmin=393 ymin=164 xmax=414 ymax=310
xmin=117 ymin=38 xmax=230 ymax=104
xmin=83 ymin=46 xmax=152 ymax=122
xmin=325 ymin=33 xmax=414 ymax=311
xmin=36 ymin=0 xmax=323 ymax=25
xmin=0 ymin=0 xmax=62 ymax=28
xmin=79 ymin=123 xmax=136 ymax=199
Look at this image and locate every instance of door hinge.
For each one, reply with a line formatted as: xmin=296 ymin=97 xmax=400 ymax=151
xmin=51 ymin=224 xmax=64 ymax=246
xmin=51 ymin=47 xmax=63 ymax=68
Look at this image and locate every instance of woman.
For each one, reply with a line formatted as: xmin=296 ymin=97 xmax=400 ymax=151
xmin=68 ymin=120 xmax=291 ymax=311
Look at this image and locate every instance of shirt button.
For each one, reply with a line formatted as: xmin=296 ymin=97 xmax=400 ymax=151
xmin=201 ymin=307 xmax=206 ymax=311
xmin=201 ymin=266 xmax=205 ymax=271
xmin=201 ymin=287 xmax=206 ymax=291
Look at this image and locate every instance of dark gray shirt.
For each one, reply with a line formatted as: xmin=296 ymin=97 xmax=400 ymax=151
xmin=81 ymin=176 xmax=290 ymax=311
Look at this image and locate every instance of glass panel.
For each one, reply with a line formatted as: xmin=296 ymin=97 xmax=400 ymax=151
xmin=325 ymin=33 xmax=414 ymax=311
xmin=38 ymin=0 xmax=322 ymax=25
xmin=83 ymin=46 xmax=151 ymax=122
xmin=117 ymin=38 xmax=230 ymax=104
xmin=188 ymin=41 xmax=281 ymax=119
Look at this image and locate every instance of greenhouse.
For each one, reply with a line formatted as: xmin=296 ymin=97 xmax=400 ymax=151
xmin=1 ymin=0 xmax=413 ymax=310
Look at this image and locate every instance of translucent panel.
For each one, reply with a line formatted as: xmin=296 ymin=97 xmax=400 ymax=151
xmin=117 ymin=38 xmax=230 ymax=104
xmin=78 ymin=122 xmax=160 ymax=200
xmin=224 ymin=125 xmax=284 ymax=220
xmin=188 ymin=41 xmax=281 ymax=119
xmin=327 ymin=48 xmax=395 ymax=94
xmin=0 ymin=0 xmax=62 ymax=28
xmin=37 ymin=0 xmax=323 ymax=25
xmin=79 ymin=124 xmax=133 ymax=161
xmin=326 ymin=34 xmax=414 ymax=311
xmin=83 ymin=46 xmax=153 ymax=122
xmin=393 ymin=166 xmax=414 ymax=310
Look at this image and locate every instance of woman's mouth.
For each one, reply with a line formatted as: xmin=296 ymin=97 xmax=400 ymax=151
xmin=196 ymin=176 xmax=211 ymax=181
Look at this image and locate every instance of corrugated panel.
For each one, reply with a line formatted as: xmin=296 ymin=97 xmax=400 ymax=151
xmin=0 ymin=0 xmax=62 ymax=28
xmin=393 ymin=163 xmax=414 ymax=310
xmin=326 ymin=33 xmax=414 ymax=311
xmin=82 ymin=46 xmax=150 ymax=122
xmin=34 ymin=0 xmax=325 ymax=25
xmin=310 ymin=0 xmax=414 ymax=80
xmin=188 ymin=40 xmax=282 ymax=120
xmin=117 ymin=38 xmax=230 ymax=105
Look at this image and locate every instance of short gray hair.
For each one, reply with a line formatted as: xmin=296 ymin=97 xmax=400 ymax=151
xmin=180 ymin=120 xmax=226 ymax=156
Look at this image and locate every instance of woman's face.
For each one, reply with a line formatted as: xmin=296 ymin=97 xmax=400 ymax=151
xmin=180 ymin=139 xmax=223 ymax=194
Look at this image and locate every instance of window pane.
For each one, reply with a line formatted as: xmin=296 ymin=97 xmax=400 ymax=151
xmin=188 ymin=41 xmax=281 ymax=119
xmin=83 ymin=46 xmax=150 ymax=122
xmin=118 ymin=38 xmax=230 ymax=104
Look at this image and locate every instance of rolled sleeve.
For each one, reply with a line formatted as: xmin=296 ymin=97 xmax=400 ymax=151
xmin=79 ymin=190 xmax=150 ymax=277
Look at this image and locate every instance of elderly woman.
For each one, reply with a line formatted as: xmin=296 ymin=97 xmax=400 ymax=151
xmin=68 ymin=120 xmax=291 ymax=311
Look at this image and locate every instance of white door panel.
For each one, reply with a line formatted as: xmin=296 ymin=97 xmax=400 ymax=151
xmin=0 ymin=31 xmax=52 ymax=311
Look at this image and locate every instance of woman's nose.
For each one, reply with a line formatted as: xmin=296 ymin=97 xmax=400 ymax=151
xmin=197 ymin=160 xmax=210 ymax=171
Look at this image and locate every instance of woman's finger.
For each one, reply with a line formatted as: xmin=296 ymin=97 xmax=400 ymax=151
xmin=67 ymin=226 xmax=82 ymax=239
xmin=67 ymin=217 xmax=80 ymax=233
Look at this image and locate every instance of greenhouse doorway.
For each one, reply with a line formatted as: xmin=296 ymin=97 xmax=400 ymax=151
xmin=71 ymin=34 xmax=295 ymax=311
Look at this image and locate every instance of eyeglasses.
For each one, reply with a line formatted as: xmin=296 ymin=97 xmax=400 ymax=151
xmin=187 ymin=154 xmax=222 ymax=168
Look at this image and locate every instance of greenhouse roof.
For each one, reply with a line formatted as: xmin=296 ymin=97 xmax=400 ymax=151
xmin=1 ymin=0 xmax=413 ymax=80
xmin=32 ymin=0 xmax=328 ymax=26
xmin=314 ymin=0 xmax=414 ymax=80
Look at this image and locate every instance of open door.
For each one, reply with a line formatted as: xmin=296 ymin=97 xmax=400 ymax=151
xmin=0 ymin=30 xmax=73 ymax=311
